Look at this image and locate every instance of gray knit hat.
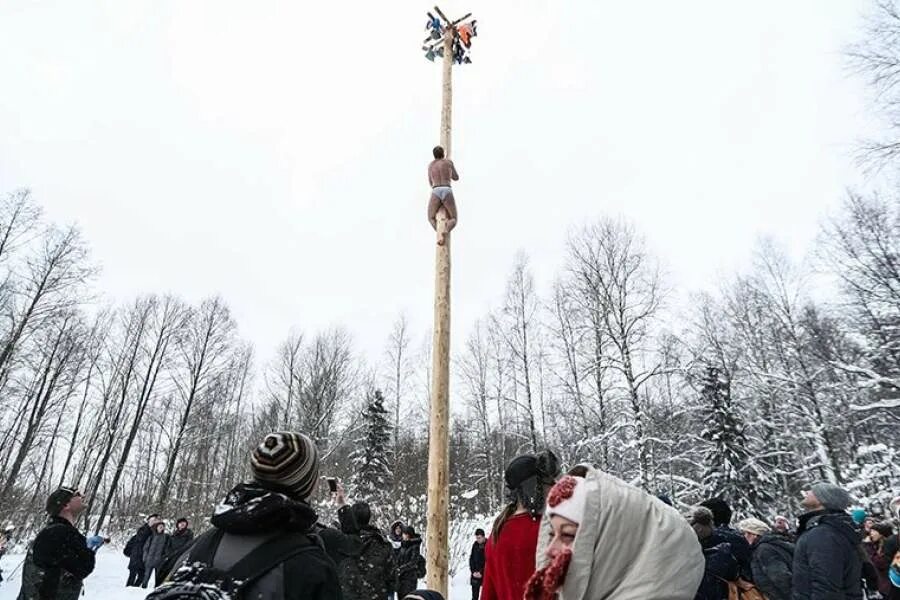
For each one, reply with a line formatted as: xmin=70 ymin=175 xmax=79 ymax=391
xmin=811 ymin=482 xmax=851 ymax=511
xmin=250 ymin=432 xmax=319 ymax=500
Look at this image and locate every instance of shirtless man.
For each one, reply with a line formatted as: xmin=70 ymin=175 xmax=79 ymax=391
xmin=427 ymin=145 xmax=459 ymax=246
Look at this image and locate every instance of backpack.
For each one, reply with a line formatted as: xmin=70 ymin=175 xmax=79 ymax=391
xmin=124 ymin=533 xmax=139 ymax=558
xmin=145 ymin=528 xmax=316 ymax=600
xmin=415 ymin=553 xmax=427 ymax=579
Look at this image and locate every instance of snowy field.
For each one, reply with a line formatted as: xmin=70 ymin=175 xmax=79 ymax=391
xmin=0 ymin=550 xmax=472 ymax=599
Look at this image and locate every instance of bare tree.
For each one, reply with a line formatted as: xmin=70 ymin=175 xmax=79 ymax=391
xmin=155 ymin=296 xmax=237 ymax=509
xmin=91 ymin=295 xmax=187 ymax=533
xmin=566 ymin=219 xmax=663 ymax=490
xmin=384 ymin=313 xmax=414 ymax=467
xmin=0 ymin=225 xmax=93 ymax=385
xmin=848 ymin=0 xmax=900 ymax=169
xmin=494 ymin=252 xmax=541 ymax=450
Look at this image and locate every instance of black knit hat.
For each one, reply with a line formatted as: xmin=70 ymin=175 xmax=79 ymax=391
xmin=352 ymin=502 xmax=371 ymax=528
xmin=504 ymin=450 xmax=559 ymax=490
xmin=46 ymin=487 xmax=79 ymax=516
xmin=700 ymin=497 xmax=732 ymax=527
xmin=475 ymin=528 xmax=485 ymax=536
xmin=250 ymin=432 xmax=319 ymax=500
xmin=504 ymin=450 xmax=560 ymax=516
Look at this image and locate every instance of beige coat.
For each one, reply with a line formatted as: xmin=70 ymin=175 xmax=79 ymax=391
xmin=535 ymin=467 xmax=704 ymax=600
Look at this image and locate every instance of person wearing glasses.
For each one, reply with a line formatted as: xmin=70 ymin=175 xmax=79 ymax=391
xmin=17 ymin=487 xmax=96 ymax=600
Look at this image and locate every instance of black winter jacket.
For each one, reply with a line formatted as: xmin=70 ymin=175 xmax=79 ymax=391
xmin=166 ymin=483 xmax=342 ymax=600
xmin=124 ymin=523 xmax=152 ymax=569
xmin=16 ymin=516 xmax=95 ymax=600
xmin=396 ymin=537 xmax=426 ymax=584
xmin=707 ymin=526 xmax=752 ymax=581
xmin=165 ymin=527 xmax=194 ymax=557
xmin=792 ymin=510 xmax=863 ymax=600
xmin=469 ymin=541 xmax=486 ymax=584
xmin=329 ymin=507 xmax=395 ymax=600
xmin=751 ymin=534 xmax=794 ymax=600
xmin=695 ymin=542 xmax=737 ymax=600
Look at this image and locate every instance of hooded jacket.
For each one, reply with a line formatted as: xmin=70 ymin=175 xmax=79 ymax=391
xmin=534 ymin=467 xmax=704 ymax=600
xmin=750 ymin=534 xmax=794 ymax=600
xmin=397 ymin=536 xmax=426 ymax=582
xmin=792 ymin=510 xmax=863 ymax=600
xmin=166 ymin=483 xmax=341 ymax=600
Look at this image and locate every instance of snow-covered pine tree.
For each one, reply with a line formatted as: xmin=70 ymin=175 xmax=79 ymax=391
xmin=698 ymin=365 xmax=770 ymax=516
xmin=349 ymin=389 xmax=394 ymax=504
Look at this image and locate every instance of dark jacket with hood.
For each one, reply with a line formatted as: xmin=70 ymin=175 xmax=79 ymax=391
xmin=711 ymin=526 xmax=752 ymax=581
xmin=388 ymin=520 xmax=404 ymax=559
xmin=166 ymin=483 xmax=342 ymax=600
xmin=692 ymin=508 xmax=737 ymax=600
xmin=17 ymin=516 xmax=95 ymax=600
xmin=125 ymin=523 xmax=153 ymax=569
xmin=750 ymin=534 xmax=794 ymax=600
xmin=792 ymin=510 xmax=863 ymax=600
xmin=142 ymin=528 xmax=169 ymax=568
xmin=396 ymin=535 xmax=426 ymax=597
xmin=330 ymin=506 xmax=394 ymax=600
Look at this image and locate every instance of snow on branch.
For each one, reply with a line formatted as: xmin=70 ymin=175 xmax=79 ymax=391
xmin=850 ymin=397 xmax=900 ymax=411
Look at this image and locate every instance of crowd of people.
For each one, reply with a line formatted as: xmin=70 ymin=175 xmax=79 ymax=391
xmin=123 ymin=514 xmax=194 ymax=588
xmin=6 ymin=432 xmax=900 ymax=600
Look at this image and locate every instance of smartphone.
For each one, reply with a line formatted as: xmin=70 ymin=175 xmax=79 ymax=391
xmin=327 ymin=478 xmax=338 ymax=493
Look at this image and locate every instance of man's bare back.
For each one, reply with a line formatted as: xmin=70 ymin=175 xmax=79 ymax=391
xmin=427 ymin=148 xmax=460 ymax=246
xmin=428 ymin=158 xmax=459 ymax=188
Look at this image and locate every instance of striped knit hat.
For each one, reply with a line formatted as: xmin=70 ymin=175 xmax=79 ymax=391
xmin=250 ymin=432 xmax=319 ymax=500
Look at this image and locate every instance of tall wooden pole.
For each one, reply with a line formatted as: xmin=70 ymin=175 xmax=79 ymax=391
xmin=425 ymin=28 xmax=454 ymax=599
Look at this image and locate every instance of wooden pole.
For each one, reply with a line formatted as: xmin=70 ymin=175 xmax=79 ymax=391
xmin=425 ymin=27 xmax=454 ymax=599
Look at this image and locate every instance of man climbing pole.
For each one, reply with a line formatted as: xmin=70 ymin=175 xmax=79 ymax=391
xmin=427 ymin=145 xmax=459 ymax=246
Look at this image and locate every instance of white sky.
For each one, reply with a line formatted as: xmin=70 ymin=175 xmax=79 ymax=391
xmin=0 ymin=0 xmax=877 ymax=367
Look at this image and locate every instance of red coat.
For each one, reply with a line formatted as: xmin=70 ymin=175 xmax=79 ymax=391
xmin=481 ymin=512 xmax=541 ymax=600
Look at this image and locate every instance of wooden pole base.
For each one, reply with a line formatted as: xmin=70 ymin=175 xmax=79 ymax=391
xmin=425 ymin=207 xmax=451 ymax=597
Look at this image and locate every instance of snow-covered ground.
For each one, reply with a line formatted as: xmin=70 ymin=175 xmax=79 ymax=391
xmin=0 ymin=551 xmax=147 ymax=599
xmin=0 ymin=550 xmax=473 ymax=599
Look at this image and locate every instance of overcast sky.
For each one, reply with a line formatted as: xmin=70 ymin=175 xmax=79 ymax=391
xmin=0 ymin=0 xmax=877 ymax=366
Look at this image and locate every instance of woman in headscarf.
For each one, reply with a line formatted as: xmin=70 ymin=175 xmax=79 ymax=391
xmin=526 ymin=465 xmax=704 ymax=600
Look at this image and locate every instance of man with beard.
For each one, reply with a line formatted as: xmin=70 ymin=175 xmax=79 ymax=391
xmin=17 ymin=487 xmax=96 ymax=600
xmin=165 ymin=518 xmax=193 ymax=557
xmin=526 ymin=466 xmax=703 ymax=600
xmin=160 ymin=431 xmax=340 ymax=600
xmin=482 ymin=451 xmax=560 ymax=600
xmin=792 ymin=482 xmax=863 ymax=600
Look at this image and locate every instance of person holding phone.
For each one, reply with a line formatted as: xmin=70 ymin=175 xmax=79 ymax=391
xmin=326 ymin=479 xmax=396 ymax=600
